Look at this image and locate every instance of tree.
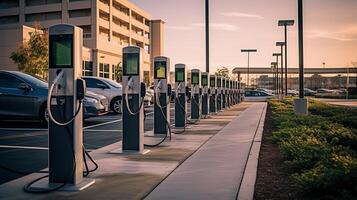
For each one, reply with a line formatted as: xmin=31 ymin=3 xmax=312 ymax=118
xmin=215 ymin=67 xmax=230 ymax=78
xmin=11 ymin=24 xmax=48 ymax=79
xmin=113 ymin=62 xmax=122 ymax=82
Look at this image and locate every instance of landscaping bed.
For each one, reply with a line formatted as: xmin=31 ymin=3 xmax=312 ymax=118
xmin=254 ymin=99 xmax=357 ymax=200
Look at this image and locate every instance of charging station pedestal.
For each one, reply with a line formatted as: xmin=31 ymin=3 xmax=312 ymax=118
xmin=27 ymin=24 xmax=94 ymax=191
xmin=209 ymin=75 xmax=217 ymax=114
xmin=190 ymin=69 xmax=201 ymax=121
xmin=222 ymin=78 xmax=227 ymax=109
xmin=217 ymin=77 xmax=222 ymax=112
xmin=201 ymin=72 xmax=209 ymax=116
xmin=153 ymin=57 xmax=170 ymax=135
xmin=175 ymin=64 xmax=187 ymax=128
xmin=121 ymin=46 xmax=147 ymax=154
xmin=229 ymin=80 xmax=233 ymax=107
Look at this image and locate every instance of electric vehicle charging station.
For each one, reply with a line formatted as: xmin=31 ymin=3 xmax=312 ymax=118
xmin=222 ymin=78 xmax=227 ymax=109
xmin=121 ymin=46 xmax=147 ymax=154
xmin=25 ymin=24 xmax=94 ymax=192
xmin=234 ymin=81 xmax=237 ymax=105
xmin=153 ymin=56 xmax=171 ymax=135
xmin=190 ymin=69 xmax=201 ymax=121
xmin=217 ymin=76 xmax=222 ymax=111
xmin=229 ymin=80 xmax=233 ymax=107
xmin=209 ymin=75 xmax=217 ymax=114
xmin=226 ymin=79 xmax=229 ymax=107
xmin=174 ymin=64 xmax=187 ymax=129
xmin=201 ymin=72 xmax=209 ymax=116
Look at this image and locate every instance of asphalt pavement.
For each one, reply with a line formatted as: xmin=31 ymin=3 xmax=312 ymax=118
xmin=0 ymin=103 xmax=180 ymax=185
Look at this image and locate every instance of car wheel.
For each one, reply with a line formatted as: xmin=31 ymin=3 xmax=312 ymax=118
xmin=111 ymin=97 xmax=122 ymax=114
xmin=40 ymin=105 xmax=49 ymax=124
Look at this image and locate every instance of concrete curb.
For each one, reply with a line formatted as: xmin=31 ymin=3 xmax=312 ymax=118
xmin=236 ymin=103 xmax=267 ymax=200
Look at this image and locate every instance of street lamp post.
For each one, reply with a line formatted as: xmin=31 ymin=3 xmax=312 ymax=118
xmin=294 ymin=0 xmax=308 ymax=115
xmin=273 ymin=53 xmax=282 ymax=94
xmin=278 ymin=20 xmax=295 ymax=95
xmin=205 ymin=0 xmax=209 ymax=73
xmin=276 ymin=42 xmax=285 ymax=95
xmin=241 ymin=49 xmax=257 ymax=88
xmin=271 ymin=62 xmax=278 ymax=92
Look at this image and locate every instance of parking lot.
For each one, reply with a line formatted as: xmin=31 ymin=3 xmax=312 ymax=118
xmin=0 ymin=103 xmax=181 ymax=185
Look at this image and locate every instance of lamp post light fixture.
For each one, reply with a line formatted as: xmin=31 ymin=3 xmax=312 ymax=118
xmin=273 ymin=53 xmax=282 ymax=94
xmin=276 ymin=42 xmax=286 ymax=95
xmin=241 ymin=49 xmax=257 ymax=88
xmin=278 ymin=19 xmax=295 ymax=95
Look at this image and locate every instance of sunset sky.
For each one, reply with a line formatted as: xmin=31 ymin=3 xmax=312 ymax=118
xmin=131 ymin=0 xmax=357 ymax=73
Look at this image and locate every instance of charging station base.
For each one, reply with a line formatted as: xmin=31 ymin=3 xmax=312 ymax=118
xmin=28 ymin=177 xmax=95 ymax=192
xmin=109 ymin=149 xmax=151 ymax=155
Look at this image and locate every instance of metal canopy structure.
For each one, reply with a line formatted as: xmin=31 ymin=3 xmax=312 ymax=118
xmin=232 ymin=67 xmax=357 ymax=75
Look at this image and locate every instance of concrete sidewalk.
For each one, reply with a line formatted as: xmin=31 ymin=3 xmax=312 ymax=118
xmin=146 ymin=103 xmax=266 ymax=200
xmin=0 ymin=102 xmax=265 ymax=200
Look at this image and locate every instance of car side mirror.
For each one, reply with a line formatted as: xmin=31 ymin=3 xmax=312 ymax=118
xmin=18 ymin=83 xmax=31 ymax=91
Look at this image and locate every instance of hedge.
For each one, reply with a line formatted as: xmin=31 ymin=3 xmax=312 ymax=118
xmin=269 ymin=99 xmax=357 ymax=198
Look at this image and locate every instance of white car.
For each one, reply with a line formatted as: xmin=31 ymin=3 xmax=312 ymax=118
xmin=244 ymin=90 xmax=274 ymax=102
xmin=83 ymin=77 xmax=123 ymax=114
xmin=256 ymin=88 xmax=275 ymax=95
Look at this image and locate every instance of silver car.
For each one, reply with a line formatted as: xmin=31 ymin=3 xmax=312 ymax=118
xmin=83 ymin=77 xmax=123 ymax=114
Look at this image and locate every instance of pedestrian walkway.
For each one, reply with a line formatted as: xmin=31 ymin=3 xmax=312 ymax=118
xmin=146 ymin=103 xmax=266 ymax=200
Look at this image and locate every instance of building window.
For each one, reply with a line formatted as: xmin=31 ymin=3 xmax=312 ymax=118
xmin=99 ymin=0 xmax=109 ymax=6
xmin=79 ymin=25 xmax=92 ymax=38
xmin=112 ymin=0 xmax=129 ymax=16
xmin=26 ymin=0 xmax=61 ymax=7
xmin=69 ymin=9 xmax=91 ymax=18
xmin=82 ymin=61 xmax=93 ymax=76
xmin=0 ymin=0 xmax=19 ymax=9
xmin=0 ymin=15 xmax=19 ymax=24
xmin=99 ymin=63 xmax=110 ymax=78
xmin=99 ymin=10 xmax=110 ymax=21
xmin=25 ymin=12 xmax=61 ymax=22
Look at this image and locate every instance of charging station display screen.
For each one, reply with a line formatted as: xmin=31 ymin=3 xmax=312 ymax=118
xmin=154 ymin=61 xmax=167 ymax=79
xmin=123 ymin=53 xmax=139 ymax=75
xmin=49 ymin=35 xmax=73 ymax=68
xmin=176 ymin=69 xmax=185 ymax=82
xmin=192 ymin=74 xmax=199 ymax=85
xmin=201 ymin=75 xmax=208 ymax=86
xmin=210 ymin=77 xmax=215 ymax=87
xmin=217 ymin=78 xmax=221 ymax=87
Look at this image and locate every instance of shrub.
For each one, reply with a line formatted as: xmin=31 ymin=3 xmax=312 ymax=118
xmin=268 ymin=99 xmax=357 ymax=198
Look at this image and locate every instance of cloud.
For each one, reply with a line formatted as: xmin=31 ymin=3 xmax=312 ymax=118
xmin=167 ymin=23 xmax=239 ymax=32
xmin=167 ymin=26 xmax=194 ymax=30
xmin=221 ymin=12 xmax=264 ymax=19
xmin=192 ymin=23 xmax=239 ymax=31
xmin=306 ymin=26 xmax=357 ymax=41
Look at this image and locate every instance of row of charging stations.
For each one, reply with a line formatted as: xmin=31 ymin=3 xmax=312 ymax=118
xmin=22 ymin=24 xmax=243 ymax=193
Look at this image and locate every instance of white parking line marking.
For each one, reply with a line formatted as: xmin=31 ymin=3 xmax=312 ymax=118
xmin=0 ymin=145 xmax=48 ymax=151
xmin=0 ymin=111 xmax=156 ymax=131
xmin=84 ymin=130 xmax=122 ymax=132
xmin=0 ymin=145 xmax=95 ymax=151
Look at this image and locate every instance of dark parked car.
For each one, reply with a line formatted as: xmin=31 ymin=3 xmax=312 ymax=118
xmin=0 ymin=71 xmax=108 ymax=122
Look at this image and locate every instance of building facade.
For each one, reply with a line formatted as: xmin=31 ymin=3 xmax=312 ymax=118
xmin=0 ymin=0 xmax=164 ymax=84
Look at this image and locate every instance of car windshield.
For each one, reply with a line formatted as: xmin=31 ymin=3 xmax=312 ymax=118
xmin=103 ymin=79 xmax=122 ymax=88
xmin=15 ymin=72 xmax=48 ymax=88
